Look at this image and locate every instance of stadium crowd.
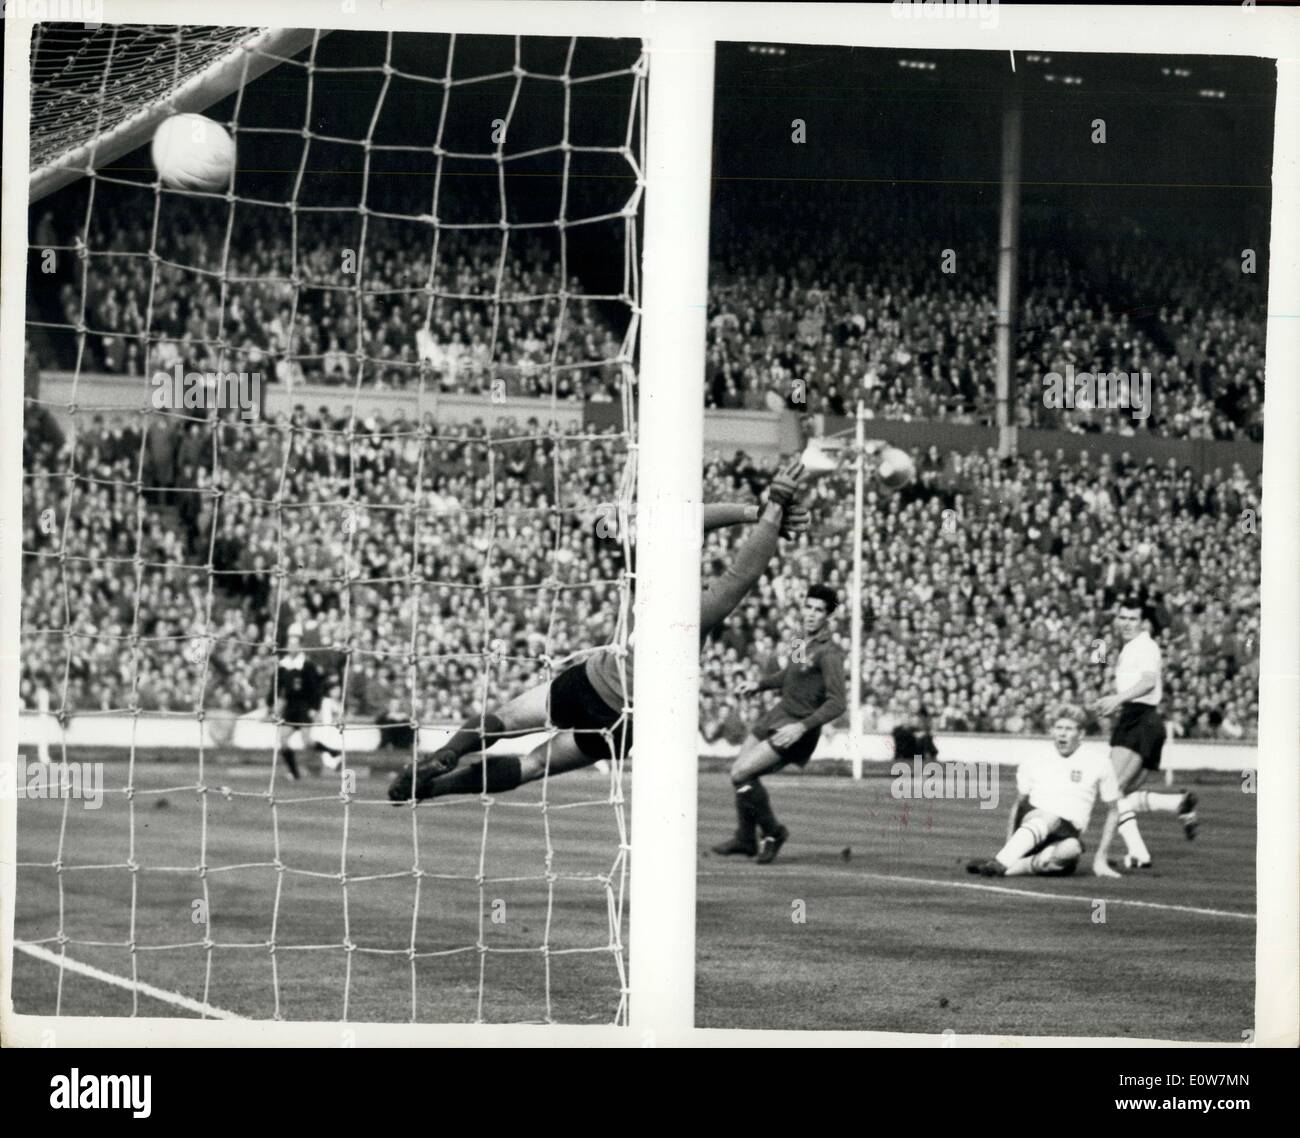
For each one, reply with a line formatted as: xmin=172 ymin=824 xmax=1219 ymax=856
xmin=22 ymin=396 xmax=1259 ymax=744
xmin=22 ymin=402 xmax=631 ymax=730
xmin=20 ymin=177 xmax=1263 ymax=746
xmin=700 ymin=445 xmax=1260 ymax=744
xmin=705 ymin=192 xmax=1266 ymax=442
xmin=31 ymin=195 xmax=629 ymax=402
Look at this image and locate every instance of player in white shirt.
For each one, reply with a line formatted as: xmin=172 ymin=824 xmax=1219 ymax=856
xmin=968 ymin=705 xmax=1121 ymax=878
xmin=1091 ymin=598 xmax=1198 ymax=869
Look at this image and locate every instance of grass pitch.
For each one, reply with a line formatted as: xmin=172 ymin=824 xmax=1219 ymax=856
xmin=696 ymin=764 xmax=1255 ymax=1041
xmin=13 ymin=752 xmax=628 ymax=1025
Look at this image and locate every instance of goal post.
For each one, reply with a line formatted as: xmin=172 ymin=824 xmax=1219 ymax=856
xmin=628 ymin=25 xmax=713 ymax=1044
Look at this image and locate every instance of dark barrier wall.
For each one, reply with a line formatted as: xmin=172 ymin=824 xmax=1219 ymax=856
xmin=1017 ymin=427 xmax=1263 ymax=476
xmin=819 ymin=416 xmax=998 ymax=457
xmin=819 ymin=416 xmax=1263 ymax=477
xmin=587 ymin=402 xmax=1266 ymax=476
xmin=584 ymin=399 xmax=625 ymax=432
xmin=36 ymin=374 xmax=1262 ymax=478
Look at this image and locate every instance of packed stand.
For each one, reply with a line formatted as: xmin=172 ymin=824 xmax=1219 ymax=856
xmin=705 ymin=189 xmax=1266 ymax=441
xmin=21 ymin=403 xmax=631 ymax=731
xmin=30 ymin=195 xmax=628 ymax=402
xmin=700 ymin=446 xmax=1260 ymax=743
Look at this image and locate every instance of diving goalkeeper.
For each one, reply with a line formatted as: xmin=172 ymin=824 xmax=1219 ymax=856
xmin=388 ymin=459 xmax=809 ymax=803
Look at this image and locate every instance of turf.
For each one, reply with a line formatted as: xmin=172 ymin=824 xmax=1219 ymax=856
xmin=695 ymin=765 xmax=1255 ymax=1040
xmin=13 ymin=752 xmax=628 ymax=1025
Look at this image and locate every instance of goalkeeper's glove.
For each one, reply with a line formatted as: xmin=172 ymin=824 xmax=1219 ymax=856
xmin=764 ymin=458 xmax=806 ymax=509
xmin=780 ymin=504 xmax=812 ymax=539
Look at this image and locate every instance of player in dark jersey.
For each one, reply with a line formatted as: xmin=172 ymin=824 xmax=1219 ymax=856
xmin=269 ymin=625 xmax=326 ymax=780
xmin=711 ymin=583 xmax=847 ymax=864
xmin=387 ymin=459 xmax=810 ymax=804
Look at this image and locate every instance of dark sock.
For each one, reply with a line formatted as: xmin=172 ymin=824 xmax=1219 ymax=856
xmin=437 ymin=713 xmax=509 ymax=765
xmin=732 ymin=783 xmax=758 ymax=847
xmin=743 ymin=778 xmax=780 ymax=836
xmin=279 ymin=748 xmax=300 ymax=778
xmin=427 ymin=755 xmax=523 ymax=798
xmin=313 ymin=742 xmax=341 ymax=757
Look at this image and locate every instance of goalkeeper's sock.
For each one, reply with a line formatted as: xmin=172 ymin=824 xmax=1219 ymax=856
xmin=426 ymin=755 xmax=523 ymax=797
xmin=740 ymin=778 xmax=780 ymax=837
xmin=279 ymin=748 xmax=301 ymax=780
xmin=731 ymin=784 xmax=759 ymax=848
xmin=435 ymin=713 xmax=509 ymax=767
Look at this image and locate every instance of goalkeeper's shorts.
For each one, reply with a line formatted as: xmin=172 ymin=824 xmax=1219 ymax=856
xmin=549 ymin=662 xmax=633 ymax=762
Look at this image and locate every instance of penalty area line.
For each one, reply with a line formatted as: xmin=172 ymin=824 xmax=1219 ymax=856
xmin=698 ymin=867 xmax=1254 ymax=921
xmin=15 ymin=942 xmax=245 ymax=1019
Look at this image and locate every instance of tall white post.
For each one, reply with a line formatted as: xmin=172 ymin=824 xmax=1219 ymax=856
xmin=628 ymin=30 xmax=713 ymax=1045
xmin=849 ymin=402 xmax=866 ymax=779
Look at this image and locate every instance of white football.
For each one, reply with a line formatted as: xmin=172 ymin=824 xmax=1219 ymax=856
xmin=151 ymin=113 xmax=236 ymax=192
xmin=878 ymin=446 xmax=915 ymax=489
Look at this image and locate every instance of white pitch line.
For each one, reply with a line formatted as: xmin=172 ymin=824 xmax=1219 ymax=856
xmin=697 ymin=866 xmax=1255 ymax=921
xmin=15 ymin=942 xmax=245 ymax=1019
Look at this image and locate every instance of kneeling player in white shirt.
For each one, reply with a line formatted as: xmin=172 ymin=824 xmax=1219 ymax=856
xmin=967 ymin=706 xmax=1122 ymax=879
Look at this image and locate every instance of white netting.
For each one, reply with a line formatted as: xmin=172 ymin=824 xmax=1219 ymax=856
xmin=31 ymin=25 xmax=254 ymax=171
xmin=19 ymin=26 xmax=644 ymax=1025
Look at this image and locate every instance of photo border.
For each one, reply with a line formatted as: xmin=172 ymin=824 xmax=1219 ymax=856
xmin=1 ymin=0 xmax=1296 ymax=1049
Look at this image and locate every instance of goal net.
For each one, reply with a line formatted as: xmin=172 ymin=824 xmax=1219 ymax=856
xmin=19 ymin=24 xmax=643 ymax=1026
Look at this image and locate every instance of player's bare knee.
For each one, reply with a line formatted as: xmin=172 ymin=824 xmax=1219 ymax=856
xmin=1031 ymin=837 xmax=1082 ymax=876
xmin=498 ymin=681 xmax=553 ymax=733
xmin=518 ymin=753 xmax=545 ymax=783
xmin=1109 ymin=748 xmax=1143 ymax=793
xmin=493 ymin=703 xmax=526 ymax=733
xmin=1055 ymin=837 xmax=1083 ymax=863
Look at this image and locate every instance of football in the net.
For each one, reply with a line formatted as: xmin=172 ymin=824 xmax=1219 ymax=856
xmin=877 ymin=446 xmax=915 ymax=489
xmin=151 ymin=113 xmax=236 ymax=191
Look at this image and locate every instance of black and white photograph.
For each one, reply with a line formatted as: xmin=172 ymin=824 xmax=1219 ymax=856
xmin=694 ymin=40 xmax=1275 ymax=1040
xmin=1 ymin=0 xmax=1297 ymax=1080
xmin=14 ymin=21 xmax=643 ymax=1026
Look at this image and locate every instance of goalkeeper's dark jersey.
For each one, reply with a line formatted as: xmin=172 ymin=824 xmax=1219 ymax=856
xmin=585 ymin=646 xmax=631 ymax=716
xmin=270 ymin=653 xmax=325 ymax=721
xmin=584 ymin=509 xmax=786 ymax=716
